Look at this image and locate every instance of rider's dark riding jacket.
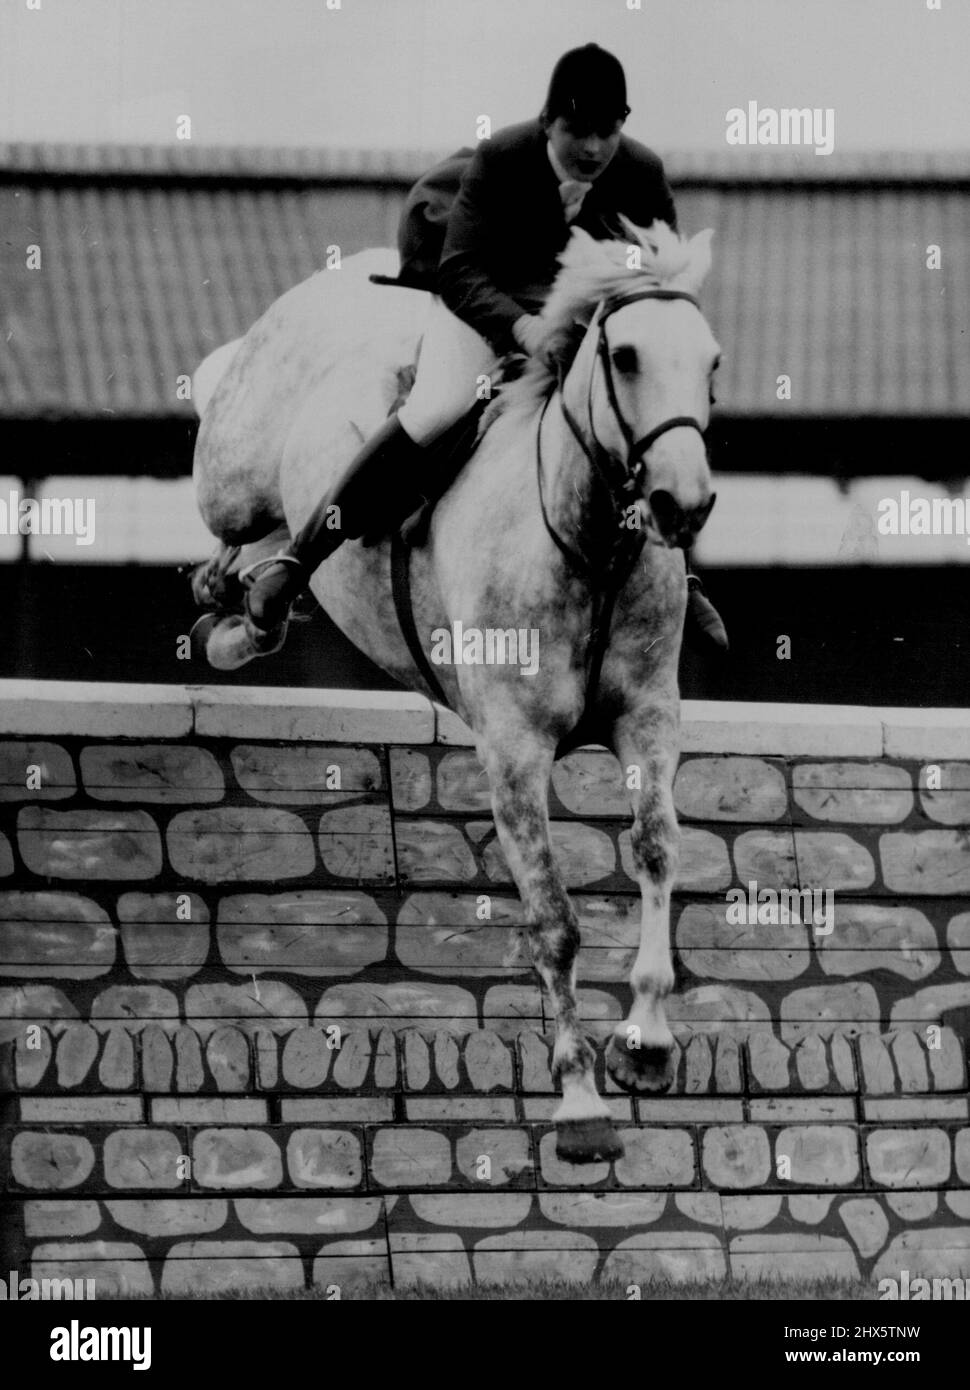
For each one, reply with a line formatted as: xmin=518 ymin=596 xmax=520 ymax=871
xmin=437 ymin=119 xmax=678 ymax=355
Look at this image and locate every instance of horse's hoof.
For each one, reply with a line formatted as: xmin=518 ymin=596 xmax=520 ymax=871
xmin=190 ymin=569 xmax=215 ymax=608
xmin=189 ymin=612 xmax=219 ymax=660
xmin=200 ymin=573 xmax=242 ymax=610
xmin=555 ymin=1117 xmax=624 ymax=1165
xmin=203 ymin=614 xmax=261 ymax=670
xmin=605 ymin=1034 xmax=676 ymax=1094
xmin=243 ymin=611 xmax=290 ymax=657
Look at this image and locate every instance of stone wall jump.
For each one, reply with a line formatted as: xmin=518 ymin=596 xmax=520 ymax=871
xmin=1 ymin=681 xmax=968 ymax=1292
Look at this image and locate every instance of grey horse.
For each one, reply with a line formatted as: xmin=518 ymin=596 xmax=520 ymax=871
xmin=191 ymin=220 xmax=720 ymax=1162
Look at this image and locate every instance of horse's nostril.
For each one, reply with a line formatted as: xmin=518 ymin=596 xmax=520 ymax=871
xmin=649 ymin=490 xmax=715 ymax=548
xmin=648 ymin=490 xmax=680 ymax=539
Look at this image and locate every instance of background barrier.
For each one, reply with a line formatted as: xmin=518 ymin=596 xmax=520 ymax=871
xmin=1 ymin=682 xmax=968 ymax=1292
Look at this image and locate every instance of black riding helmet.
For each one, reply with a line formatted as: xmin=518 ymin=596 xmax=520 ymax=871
xmin=540 ymin=44 xmax=631 ymax=136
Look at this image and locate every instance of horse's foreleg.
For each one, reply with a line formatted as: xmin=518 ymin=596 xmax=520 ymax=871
xmin=480 ymin=730 xmax=622 ymax=1164
xmin=189 ymin=525 xmax=296 ymax=670
xmin=606 ymin=708 xmax=680 ymax=1093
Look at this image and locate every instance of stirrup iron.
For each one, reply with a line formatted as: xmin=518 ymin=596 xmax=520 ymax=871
xmin=238 ymin=553 xmax=306 ymax=589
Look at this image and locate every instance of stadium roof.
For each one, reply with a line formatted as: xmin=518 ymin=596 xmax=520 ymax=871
xmin=1 ymin=144 xmax=967 ymax=419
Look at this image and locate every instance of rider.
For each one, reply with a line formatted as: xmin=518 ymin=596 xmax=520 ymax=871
xmin=243 ymin=43 xmax=727 ymax=651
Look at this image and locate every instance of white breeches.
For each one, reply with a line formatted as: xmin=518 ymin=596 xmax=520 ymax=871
xmin=397 ymin=296 xmax=500 ymax=446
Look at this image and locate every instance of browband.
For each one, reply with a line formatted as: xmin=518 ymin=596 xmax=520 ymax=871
xmin=598 ymin=288 xmax=701 ymax=322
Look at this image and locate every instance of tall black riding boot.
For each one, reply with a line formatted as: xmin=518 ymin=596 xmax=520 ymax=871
xmin=242 ymin=414 xmax=425 ymax=642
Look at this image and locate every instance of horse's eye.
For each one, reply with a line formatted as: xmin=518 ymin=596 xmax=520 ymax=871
xmin=611 ymin=345 xmax=638 ymax=374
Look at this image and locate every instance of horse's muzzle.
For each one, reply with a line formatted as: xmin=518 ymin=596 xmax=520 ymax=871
xmin=647 ymin=490 xmax=716 ymax=550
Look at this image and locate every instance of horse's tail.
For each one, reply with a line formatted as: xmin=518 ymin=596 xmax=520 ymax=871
xmin=192 ymin=337 xmax=245 ymax=419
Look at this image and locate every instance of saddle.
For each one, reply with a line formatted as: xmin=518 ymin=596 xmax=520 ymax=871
xmin=359 ymin=351 xmax=526 ymax=550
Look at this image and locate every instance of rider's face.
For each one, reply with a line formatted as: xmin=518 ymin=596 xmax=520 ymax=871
xmin=546 ymin=115 xmax=624 ymax=182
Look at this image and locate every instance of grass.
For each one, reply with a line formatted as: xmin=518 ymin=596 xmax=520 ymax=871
xmin=101 ymin=1276 xmax=882 ymax=1301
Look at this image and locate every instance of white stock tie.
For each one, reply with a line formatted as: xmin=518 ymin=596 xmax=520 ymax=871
xmin=547 ymin=141 xmax=593 ymax=223
xmin=558 ymin=178 xmax=593 ymax=223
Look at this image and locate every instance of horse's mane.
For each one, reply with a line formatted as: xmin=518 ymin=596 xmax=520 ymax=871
xmin=502 ymin=219 xmax=709 ymax=417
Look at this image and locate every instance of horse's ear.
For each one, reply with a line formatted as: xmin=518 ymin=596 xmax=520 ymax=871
xmin=683 ymin=228 xmax=714 ymax=292
xmin=617 ymin=213 xmax=647 ymax=247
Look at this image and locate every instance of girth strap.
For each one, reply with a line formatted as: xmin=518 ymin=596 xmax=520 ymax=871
xmin=391 ymin=531 xmax=450 ymax=707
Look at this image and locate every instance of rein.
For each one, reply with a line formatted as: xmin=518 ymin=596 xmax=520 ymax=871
xmin=536 ymin=286 xmax=707 ymax=742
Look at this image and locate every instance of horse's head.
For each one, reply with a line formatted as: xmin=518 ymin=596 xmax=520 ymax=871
xmin=538 ymin=220 xmax=721 ymax=549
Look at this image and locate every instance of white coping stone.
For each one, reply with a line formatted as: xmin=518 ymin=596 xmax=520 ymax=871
xmin=680 ymin=701 xmax=884 ymax=757
xmin=878 ymin=708 xmax=970 ymax=761
xmin=437 ymin=700 xmax=885 ymax=757
xmin=0 ymin=683 xmax=965 ymax=759
xmin=0 ymin=681 xmax=193 ymax=737
xmin=189 ymin=686 xmax=434 ymax=743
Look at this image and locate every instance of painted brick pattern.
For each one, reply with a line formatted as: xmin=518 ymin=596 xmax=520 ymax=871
xmin=3 ymin=739 xmax=970 ymax=1036
xmin=2 ymin=723 xmax=970 ymax=1292
xmin=4 ymin=1048 xmax=970 ymax=1287
xmin=7 ymin=1024 xmax=963 ymax=1100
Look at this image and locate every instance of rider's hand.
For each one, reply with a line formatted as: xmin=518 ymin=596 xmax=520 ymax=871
xmin=512 ymin=314 xmax=548 ymax=358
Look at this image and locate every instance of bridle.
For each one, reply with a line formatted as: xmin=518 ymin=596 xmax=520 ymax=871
xmin=535 ymin=285 xmax=709 ymax=749
xmin=537 ymin=286 xmax=707 ymax=571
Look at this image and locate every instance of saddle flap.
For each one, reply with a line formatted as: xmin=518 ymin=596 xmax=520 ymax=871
xmin=360 ymin=352 xmax=526 ymax=550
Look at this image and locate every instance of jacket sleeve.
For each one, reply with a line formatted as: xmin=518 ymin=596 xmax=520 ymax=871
xmin=652 ymin=161 xmax=678 ymax=233
xmin=435 ymin=141 xmax=529 ymax=355
xmin=626 ymin=151 xmax=678 ymax=233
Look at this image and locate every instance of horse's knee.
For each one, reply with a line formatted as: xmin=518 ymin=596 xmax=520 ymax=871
xmin=530 ymin=913 xmax=581 ymax=976
xmin=630 ymin=805 xmax=679 ymax=882
xmin=552 ymin=1029 xmax=596 ymax=1081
